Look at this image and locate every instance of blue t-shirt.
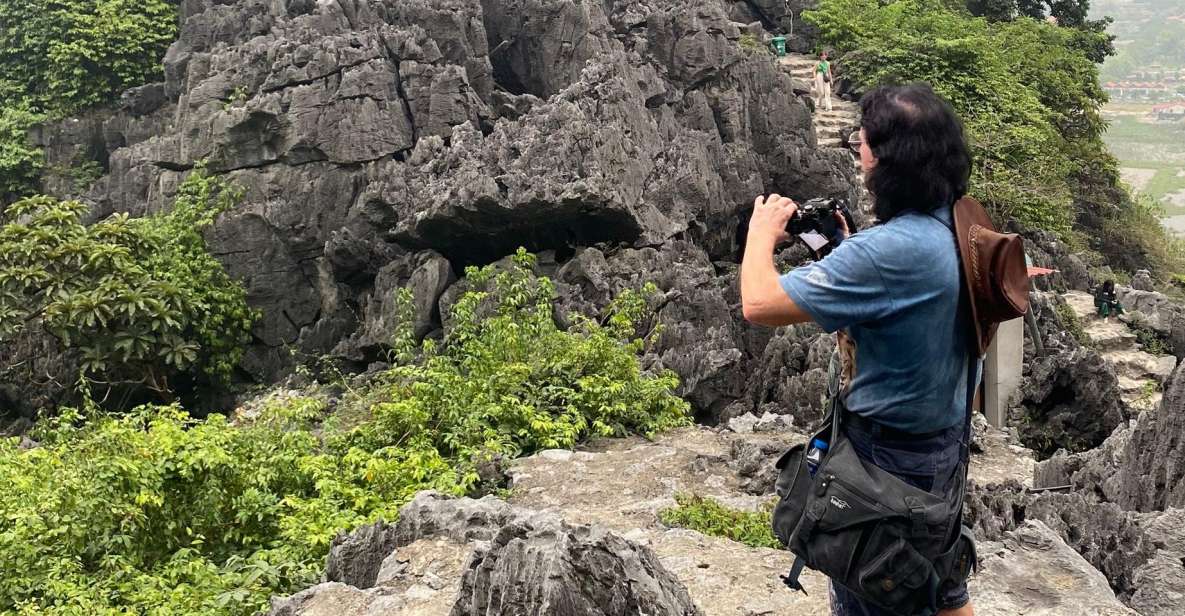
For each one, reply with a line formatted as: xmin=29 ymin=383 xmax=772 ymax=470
xmin=779 ymin=207 xmax=976 ymax=432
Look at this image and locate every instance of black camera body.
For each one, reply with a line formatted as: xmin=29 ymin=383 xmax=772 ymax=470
xmin=735 ymin=196 xmax=855 ymax=262
xmin=786 ymin=197 xmax=844 ymax=238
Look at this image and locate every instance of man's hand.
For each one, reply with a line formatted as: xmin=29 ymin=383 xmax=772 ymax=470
xmin=747 ymin=193 xmax=797 ymax=247
xmin=834 ymin=209 xmax=851 ymax=241
xmin=740 ymin=193 xmax=814 ymax=327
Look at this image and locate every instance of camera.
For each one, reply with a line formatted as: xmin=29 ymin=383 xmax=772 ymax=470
xmin=786 ymin=197 xmax=843 ymax=237
xmin=735 ymin=196 xmax=855 ymax=262
xmin=786 ymin=198 xmax=854 ymax=256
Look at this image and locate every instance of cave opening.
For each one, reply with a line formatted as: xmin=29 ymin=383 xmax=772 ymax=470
xmin=406 ymin=198 xmax=642 ymax=273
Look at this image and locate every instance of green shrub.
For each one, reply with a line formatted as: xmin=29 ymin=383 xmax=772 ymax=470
xmin=0 ymin=251 xmax=691 ymax=614
xmin=1054 ymin=300 xmax=1090 ymax=346
xmin=803 ymin=0 xmax=1102 ymax=237
xmin=0 ymin=106 xmax=46 ymax=199
xmin=1096 ymin=193 xmax=1185 ymax=279
xmin=738 ymin=34 xmax=770 ymax=55
xmin=0 ymin=167 xmax=255 ymax=401
xmin=335 ymin=250 xmax=691 ymax=474
xmin=1129 ymin=316 xmax=1172 ymax=357
xmin=0 ymin=0 xmax=177 ymax=116
xmin=0 ymin=0 xmax=178 ymax=196
xmin=659 ymin=493 xmax=780 ymax=549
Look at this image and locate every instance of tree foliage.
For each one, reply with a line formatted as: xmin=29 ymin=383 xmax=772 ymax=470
xmin=0 ymin=0 xmax=177 ymax=115
xmin=807 ymin=0 xmax=1111 ymax=234
xmin=0 ymin=0 xmax=178 ymax=197
xmin=0 ymin=252 xmax=691 ymax=614
xmin=0 ymin=107 xmax=46 ymax=200
xmin=0 ymin=168 xmax=255 ymax=404
xmin=806 ymin=0 xmax=1184 ymax=279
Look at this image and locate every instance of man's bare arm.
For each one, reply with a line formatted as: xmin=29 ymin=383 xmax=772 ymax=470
xmin=740 ymin=194 xmax=814 ymax=327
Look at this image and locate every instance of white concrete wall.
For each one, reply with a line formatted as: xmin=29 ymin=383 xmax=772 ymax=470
xmin=983 ymin=317 xmax=1025 ymax=428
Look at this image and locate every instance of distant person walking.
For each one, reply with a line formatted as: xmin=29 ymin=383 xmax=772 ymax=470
xmin=814 ymin=51 xmax=834 ymax=112
xmin=1095 ymin=279 xmax=1125 ymax=320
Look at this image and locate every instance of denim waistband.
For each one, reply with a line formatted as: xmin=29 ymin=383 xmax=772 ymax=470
xmin=844 ymin=411 xmax=963 ymax=446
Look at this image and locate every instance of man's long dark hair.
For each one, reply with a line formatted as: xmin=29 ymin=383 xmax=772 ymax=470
xmin=859 ymin=84 xmax=971 ymax=222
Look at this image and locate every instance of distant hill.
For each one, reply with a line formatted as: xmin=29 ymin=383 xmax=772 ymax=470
xmin=1094 ymin=0 xmax=1185 ymax=80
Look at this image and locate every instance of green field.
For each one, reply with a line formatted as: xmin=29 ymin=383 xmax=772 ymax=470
xmin=1102 ymin=110 xmax=1185 ymax=217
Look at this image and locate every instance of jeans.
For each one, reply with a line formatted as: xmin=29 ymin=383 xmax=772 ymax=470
xmin=828 ymin=420 xmax=971 ymax=615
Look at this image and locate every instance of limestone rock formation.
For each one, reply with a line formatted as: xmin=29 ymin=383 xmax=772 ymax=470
xmin=1117 ymin=286 xmax=1185 ymax=359
xmin=969 ymin=521 xmax=1138 ymax=615
xmin=1112 ymin=363 xmax=1185 ymax=512
xmin=1130 ymin=270 xmax=1155 ymax=292
xmin=1016 ymin=345 xmax=1128 ymax=457
xmin=1034 ymin=363 xmax=1185 ymax=512
xmin=23 ymin=0 xmax=857 ymax=422
xmin=1015 ymin=225 xmax=1094 ymax=293
xmin=972 ymin=366 xmax=1185 ymax=608
xmin=269 ymin=492 xmax=702 ymax=616
xmin=272 ymin=424 xmax=1136 ymax=616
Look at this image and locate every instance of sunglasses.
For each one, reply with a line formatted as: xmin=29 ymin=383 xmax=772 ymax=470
xmin=846 ymin=129 xmax=863 ymax=155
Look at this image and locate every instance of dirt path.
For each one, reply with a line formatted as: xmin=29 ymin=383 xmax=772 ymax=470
xmin=507 ymin=423 xmax=1040 ymax=616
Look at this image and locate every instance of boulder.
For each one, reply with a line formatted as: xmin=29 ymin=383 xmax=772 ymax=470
xmin=1116 ymin=287 xmax=1184 ymax=339
xmin=1130 ymin=270 xmax=1155 ymax=292
xmin=268 ymin=492 xmax=702 ymax=616
xmin=1015 ymin=345 xmax=1128 ymax=458
xmin=969 ymin=521 xmax=1137 ymax=615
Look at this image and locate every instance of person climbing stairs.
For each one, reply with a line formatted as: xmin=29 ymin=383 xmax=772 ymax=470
xmin=778 ymin=53 xmax=861 ymax=150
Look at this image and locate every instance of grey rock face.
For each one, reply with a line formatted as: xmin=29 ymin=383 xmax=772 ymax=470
xmin=1016 ymin=345 xmax=1129 ymax=457
xmin=1016 ymin=226 xmax=1093 ymax=293
xmin=325 ymin=521 xmax=401 ymax=589
xmin=1129 ymin=508 xmax=1185 ymax=615
xmin=969 ymin=520 xmax=1138 ymax=615
xmin=26 ymin=0 xmax=851 ymax=407
xmin=554 ymin=242 xmax=747 ymax=420
xmin=1130 ymin=270 xmax=1155 ymax=292
xmin=450 ymin=511 xmax=702 ymax=616
xmin=1117 ymin=286 xmax=1184 ymax=359
xmin=740 ymin=322 xmax=835 ymax=427
xmin=269 ymin=492 xmax=702 ymax=616
xmin=1113 ymin=363 xmax=1185 ymax=512
xmin=1033 ymin=417 xmax=1134 ymax=502
xmin=964 ymin=485 xmax=1161 ymax=601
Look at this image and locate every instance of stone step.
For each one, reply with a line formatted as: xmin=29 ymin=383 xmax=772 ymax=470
xmin=1062 ymin=291 xmax=1097 ymax=320
xmin=1117 ymin=375 xmax=1151 ymax=393
xmin=1085 ymin=320 xmax=1138 ymax=352
xmin=816 ymin=127 xmax=856 ymax=136
xmin=816 ymin=110 xmax=860 ymax=119
xmin=1103 ymin=349 xmax=1177 ymax=382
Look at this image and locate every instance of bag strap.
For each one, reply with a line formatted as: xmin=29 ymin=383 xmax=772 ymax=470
xmin=926 ymin=206 xmax=981 ymax=463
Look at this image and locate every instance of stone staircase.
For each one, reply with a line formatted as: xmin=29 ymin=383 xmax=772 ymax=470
xmin=1062 ymin=291 xmax=1178 ymax=410
xmin=778 ymin=53 xmax=861 ymax=150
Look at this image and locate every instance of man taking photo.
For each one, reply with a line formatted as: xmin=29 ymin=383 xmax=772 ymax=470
xmin=741 ymin=83 xmax=977 ymax=616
